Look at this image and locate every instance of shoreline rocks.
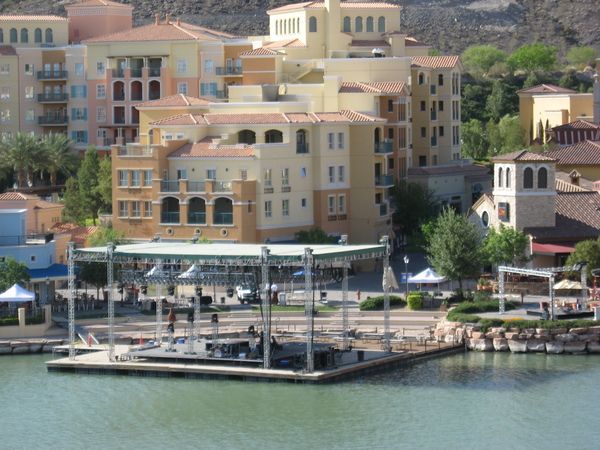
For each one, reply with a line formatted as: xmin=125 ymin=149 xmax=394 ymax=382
xmin=0 ymin=339 xmax=65 ymax=355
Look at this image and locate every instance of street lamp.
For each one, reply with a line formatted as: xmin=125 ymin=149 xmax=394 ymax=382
xmin=403 ymin=255 xmax=410 ymax=298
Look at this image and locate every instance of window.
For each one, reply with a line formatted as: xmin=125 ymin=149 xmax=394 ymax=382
xmin=0 ymin=87 xmax=9 ymax=100
xmin=328 ymin=132 xmax=334 ymax=149
xmin=10 ymin=28 xmax=17 ymax=43
xmin=420 ymin=127 xmax=426 ymax=138
xmin=96 ymin=107 xmax=106 ymax=122
xmin=438 ymin=74 xmax=444 ymax=86
xmin=25 ymin=109 xmax=35 ymax=122
xmin=144 ymin=201 xmax=153 ymax=217
xmin=240 ymin=169 xmax=248 ymax=180
xmin=0 ymin=64 xmax=9 ymax=75
xmin=282 ymin=199 xmax=289 ymax=217
xmin=24 ymin=64 xmax=33 ymax=75
xmin=281 ymin=168 xmax=289 ymax=186
xmin=355 ymin=17 xmax=363 ymax=32
xmin=206 ymin=169 xmax=216 ymax=180
xmin=0 ymin=109 xmax=11 ymax=123
xmin=538 ymin=167 xmax=548 ymax=189
xmin=177 ymin=59 xmax=187 ymax=74
xmin=328 ymin=166 xmax=335 ymax=184
xmin=439 ymin=100 xmax=444 ymax=111
xmin=337 ymin=132 xmax=344 ymax=149
xmin=420 ymin=100 xmax=426 ymax=111
xmin=25 ymin=86 xmax=34 ymax=99
xmin=481 ymin=211 xmax=489 ymax=228
xmin=388 ymin=128 xmax=394 ymax=140
xmin=301 ymin=198 xmax=307 ymax=208
xmin=309 ymin=17 xmax=317 ymax=32
xmin=34 ymin=28 xmax=41 ymax=43
xmin=265 ymin=129 xmax=283 ymax=143
xmin=71 ymin=107 xmax=87 ymax=121
xmin=398 ymin=127 xmax=406 ymax=149
xmin=523 ymin=167 xmax=534 ymax=189
xmin=96 ymin=84 xmax=106 ymax=99
xmin=177 ymin=82 xmax=188 ymax=95
xmin=118 ymin=170 xmax=128 ymax=187
xmin=439 ymin=126 xmax=444 ymax=137
xmin=506 ymin=167 xmax=511 ymax=188
xmin=176 ymin=168 xmax=187 ymax=180
xmin=387 ymin=99 xmax=394 ymax=112
xmin=419 ymin=155 xmax=427 ymax=167
xmin=452 ymin=101 xmax=460 ymax=120
xmin=71 ymin=85 xmax=87 ymax=98
xmin=418 ymin=73 xmax=424 ymax=85
xmin=75 ymin=63 xmax=84 ymax=77
xmin=118 ymin=201 xmax=128 ymax=218
xmin=328 ymin=195 xmax=336 ymax=215
xmin=265 ymin=200 xmax=272 ymax=218
xmin=366 ymin=16 xmax=374 ymax=32
xmin=296 ymin=129 xmax=308 ymax=153
xmin=264 ymin=168 xmax=272 ymax=187
xmin=338 ymin=194 xmax=346 ymax=214
xmin=96 ymin=61 xmax=105 ymax=75
xmin=204 ymin=59 xmax=213 ymax=74
xmin=378 ymin=16 xmax=386 ymax=32
xmin=300 ymin=167 xmax=307 ymax=177
xmin=338 ymin=165 xmax=345 ymax=183
xmin=45 ymin=28 xmax=53 ymax=43
xmin=131 ymin=170 xmax=141 ymax=187
xmin=20 ymin=28 xmax=28 ymax=43
xmin=131 ymin=201 xmax=141 ymax=218
xmin=388 ymin=157 xmax=394 ymax=169
xmin=343 ymin=16 xmax=351 ymax=32
xmin=200 ymin=82 xmax=218 ymax=96
xmin=144 ymin=169 xmax=153 ymax=187
xmin=452 ymin=125 xmax=460 ymax=145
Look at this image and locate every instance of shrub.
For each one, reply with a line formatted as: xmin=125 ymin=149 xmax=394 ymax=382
xmin=472 ymin=290 xmax=492 ymax=302
xmin=0 ymin=317 xmax=19 ymax=326
xmin=447 ymin=299 xmax=516 ymax=322
xmin=407 ymin=292 xmax=423 ymax=310
xmin=359 ymin=295 xmax=406 ymax=311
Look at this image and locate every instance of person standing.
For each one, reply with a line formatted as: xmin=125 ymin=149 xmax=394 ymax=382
xmin=271 ymin=282 xmax=279 ymax=305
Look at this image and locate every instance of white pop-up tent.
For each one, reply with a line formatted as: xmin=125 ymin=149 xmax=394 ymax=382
xmin=408 ymin=268 xmax=446 ymax=290
xmin=0 ymin=284 xmax=35 ymax=303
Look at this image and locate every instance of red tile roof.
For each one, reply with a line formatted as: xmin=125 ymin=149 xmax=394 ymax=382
xmin=240 ymin=47 xmax=283 ymax=56
xmin=0 ymin=15 xmax=67 ymax=22
xmin=544 ymin=140 xmax=600 ymax=166
xmin=492 ymin=150 xmax=557 ymax=162
xmin=405 ymin=36 xmax=427 ymax=47
xmin=0 ymin=192 xmax=38 ymax=201
xmin=411 ymin=55 xmax=460 ymax=69
xmin=50 ymin=222 xmax=99 ymax=246
xmin=135 ymin=94 xmax=214 ymax=108
xmin=150 ymin=113 xmax=207 ymax=126
xmin=555 ymin=178 xmax=589 ymax=193
xmin=517 ymin=84 xmax=577 ymax=94
xmin=169 ymin=139 xmax=255 ymax=159
xmin=66 ymin=0 xmax=132 ymax=8
xmin=552 ymin=120 xmax=600 ymax=131
xmin=339 ymin=81 xmax=408 ymax=95
xmin=0 ymin=46 xmax=17 ymax=56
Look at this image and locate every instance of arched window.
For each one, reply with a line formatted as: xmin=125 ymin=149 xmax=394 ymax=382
xmin=34 ymin=28 xmax=42 ymax=43
xmin=238 ymin=129 xmax=256 ymax=145
xmin=355 ymin=17 xmax=363 ymax=32
xmin=213 ymin=197 xmax=233 ymax=225
xmin=288 ymin=18 xmax=292 ymax=34
xmin=505 ymin=167 xmax=511 ymax=188
xmin=523 ymin=167 xmax=533 ymax=189
xmin=113 ymin=81 xmax=125 ymax=101
xmin=343 ymin=16 xmax=351 ymax=32
xmin=130 ymin=80 xmax=143 ymax=101
xmin=10 ymin=28 xmax=17 ymax=43
xmin=188 ymin=197 xmax=206 ymax=224
xmin=418 ymin=73 xmax=424 ymax=85
xmin=309 ymin=17 xmax=317 ymax=32
xmin=296 ymin=18 xmax=300 ymax=33
xmin=275 ymin=21 xmax=279 ymax=35
xmin=296 ymin=129 xmax=308 ymax=153
xmin=0 ymin=29 xmax=3 ymax=43
xmin=366 ymin=16 xmax=374 ymax=32
xmin=160 ymin=197 xmax=180 ymax=224
xmin=20 ymin=28 xmax=28 ymax=43
xmin=378 ymin=16 xmax=386 ymax=32
xmin=283 ymin=20 xmax=287 ymax=34
xmin=148 ymin=80 xmax=161 ymax=100
xmin=265 ymin=129 xmax=283 ymax=143
xmin=538 ymin=167 xmax=548 ymax=189
xmin=498 ymin=167 xmax=503 ymax=188
xmin=45 ymin=28 xmax=53 ymax=43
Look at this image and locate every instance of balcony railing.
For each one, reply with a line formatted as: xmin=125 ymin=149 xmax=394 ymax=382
xmin=118 ymin=145 xmax=153 ymax=156
xmin=160 ymin=180 xmax=180 ymax=193
xmin=161 ymin=212 xmax=180 ymax=224
xmin=148 ymin=67 xmax=161 ymax=77
xmin=130 ymin=68 xmax=143 ymax=78
xmin=296 ymin=142 xmax=309 ymax=154
xmin=375 ymin=174 xmax=394 ymax=187
xmin=214 ymin=181 xmax=232 ymax=192
xmin=188 ymin=212 xmax=206 ymax=224
xmin=379 ymin=203 xmax=388 ymax=216
xmin=374 ymin=141 xmax=393 ymax=154
xmin=112 ymin=69 xmax=125 ymax=78
xmin=37 ymin=93 xmax=68 ymax=102
xmin=187 ymin=181 xmax=205 ymax=192
xmin=36 ymin=70 xmax=68 ymax=80
xmin=216 ymin=90 xmax=226 ymax=99
xmin=214 ymin=212 xmax=233 ymax=225
xmin=114 ymin=117 xmax=126 ymax=125
xmin=215 ymin=66 xmax=243 ymax=76
xmin=38 ymin=115 xmax=68 ymax=125
xmin=113 ymin=93 xmax=125 ymax=101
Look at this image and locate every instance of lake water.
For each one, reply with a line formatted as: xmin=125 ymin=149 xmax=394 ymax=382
xmin=2 ymin=352 xmax=599 ymax=449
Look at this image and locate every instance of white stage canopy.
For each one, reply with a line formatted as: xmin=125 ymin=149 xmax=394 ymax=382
xmin=0 ymin=284 xmax=35 ymax=303
xmin=408 ymin=268 xmax=446 ymax=284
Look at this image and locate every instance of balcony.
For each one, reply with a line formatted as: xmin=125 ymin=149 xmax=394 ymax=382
xmin=188 ymin=212 xmax=206 ymax=224
xmin=117 ymin=145 xmax=153 ymax=157
xmin=148 ymin=67 xmax=161 ymax=77
xmin=379 ymin=203 xmax=388 ymax=216
xmin=36 ymin=70 xmax=68 ymax=80
xmin=214 ymin=181 xmax=232 ymax=192
xmin=37 ymin=93 xmax=68 ymax=103
xmin=282 ymin=185 xmax=291 ymax=193
xmin=161 ymin=212 xmax=180 ymax=224
xmin=160 ymin=180 xmax=180 ymax=193
xmin=296 ymin=142 xmax=309 ymax=154
xmin=187 ymin=181 xmax=205 ymax=192
xmin=215 ymin=66 xmax=243 ymax=76
xmin=38 ymin=115 xmax=68 ymax=126
xmin=214 ymin=212 xmax=233 ymax=225
xmin=130 ymin=68 xmax=143 ymax=78
xmin=375 ymin=174 xmax=394 ymax=188
xmin=216 ymin=90 xmax=226 ymax=99
xmin=374 ymin=141 xmax=393 ymax=154
xmin=112 ymin=69 xmax=125 ymax=78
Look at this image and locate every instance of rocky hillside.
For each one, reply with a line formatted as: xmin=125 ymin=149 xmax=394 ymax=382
xmin=1 ymin=0 xmax=599 ymax=55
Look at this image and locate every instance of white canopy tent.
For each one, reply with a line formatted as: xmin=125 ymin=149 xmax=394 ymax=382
xmin=0 ymin=284 xmax=35 ymax=303
xmin=408 ymin=268 xmax=446 ymax=291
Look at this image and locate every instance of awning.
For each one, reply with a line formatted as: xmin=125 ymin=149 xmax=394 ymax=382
xmin=27 ymin=264 xmax=69 ymax=282
xmin=532 ymin=243 xmax=575 ymax=255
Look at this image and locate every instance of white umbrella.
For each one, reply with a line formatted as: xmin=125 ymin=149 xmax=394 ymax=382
xmin=0 ymin=284 xmax=35 ymax=303
xmin=178 ymin=264 xmax=202 ymax=279
xmin=553 ymin=279 xmax=583 ymax=290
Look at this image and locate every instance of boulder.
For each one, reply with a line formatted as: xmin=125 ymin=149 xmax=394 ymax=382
xmin=471 ymin=331 xmax=485 ymax=339
xmin=11 ymin=345 xmax=30 ymax=354
xmin=533 ymin=335 xmax=550 ymax=342
xmin=550 ymin=328 xmax=568 ymax=335
xmin=490 ymin=327 xmax=506 ymax=334
xmin=0 ymin=345 xmax=12 ymax=354
xmin=545 ymin=341 xmax=565 ymax=354
xmin=469 ymin=338 xmax=493 ymax=352
xmin=504 ymin=332 xmax=520 ymax=340
xmin=588 ymin=326 xmax=600 ymax=335
xmin=444 ymin=334 xmax=458 ymax=344
xmin=564 ymin=341 xmax=587 ymax=354
xmin=519 ymin=333 xmax=534 ymax=340
xmin=28 ymin=344 xmax=42 ymax=353
xmin=535 ymin=329 xmax=550 ymax=337
xmin=508 ymin=340 xmax=528 ymax=353
xmin=569 ymin=327 xmax=590 ymax=335
xmin=493 ymin=338 xmax=509 ymax=352
xmin=486 ymin=332 xmax=504 ymax=339
xmin=527 ymin=339 xmax=546 ymax=352
xmin=587 ymin=342 xmax=600 ymax=353
xmin=555 ymin=333 xmax=578 ymax=343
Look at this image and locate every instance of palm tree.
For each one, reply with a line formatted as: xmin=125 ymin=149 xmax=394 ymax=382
xmin=0 ymin=132 xmax=38 ymax=188
xmin=42 ymin=133 xmax=77 ymax=186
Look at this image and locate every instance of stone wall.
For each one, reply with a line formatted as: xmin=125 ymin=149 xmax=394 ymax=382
xmin=435 ymin=319 xmax=600 ymax=354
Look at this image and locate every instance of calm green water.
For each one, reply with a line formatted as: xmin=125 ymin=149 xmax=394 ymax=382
xmin=1 ymin=352 xmax=600 ymax=449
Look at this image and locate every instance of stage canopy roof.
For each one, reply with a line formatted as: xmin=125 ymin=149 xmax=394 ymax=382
xmin=74 ymin=242 xmax=386 ymax=265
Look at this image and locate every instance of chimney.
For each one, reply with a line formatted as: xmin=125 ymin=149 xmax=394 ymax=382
xmin=155 ymin=14 xmax=160 ymax=25
xmin=177 ymin=18 xmax=181 ymax=26
xmin=165 ymin=13 xmax=171 ymax=24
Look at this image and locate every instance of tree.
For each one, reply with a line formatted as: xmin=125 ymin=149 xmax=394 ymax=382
xmin=485 ymin=80 xmax=516 ymax=122
xmin=461 ymin=119 xmax=489 ymax=160
xmin=78 ymin=262 xmax=107 ymax=299
xmin=482 ymin=225 xmax=529 ymax=267
xmin=507 ymin=43 xmax=557 ymax=73
xmin=425 ymin=208 xmax=483 ymax=297
xmin=295 ymin=228 xmax=337 ymax=244
xmin=42 ymin=133 xmax=77 ymax=187
xmin=461 ymin=82 xmax=492 ymax=123
xmin=559 ymin=69 xmax=593 ymax=93
xmin=566 ymin=46 xmax=598 ymax=69
xmin=97 ymin=156 xmax=113 ymax=213
xmin=87 ymin=225 xmax=126 ymax=247
xmin=78 ymin=148 xmax=102 ymax=224
xmin=393 ymin=180 xmax=438 ymax=239
xmin=0 ymin=258 xmax=30 ymax=292
xmin=487 ymin=115 xmax=526 ymax=155
xmin=462 ymin=45 xmax=507 ymax=75
xmin=566 ymin=238 xmax=600 ymax=280
xmin=62 ymin=177 xmax=86 ymax=224
xmin=0 ymin=132 xmax=39 ymax=188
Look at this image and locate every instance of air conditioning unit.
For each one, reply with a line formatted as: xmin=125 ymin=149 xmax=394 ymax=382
xmin=220 ymin=228 xmax=228 ymax=237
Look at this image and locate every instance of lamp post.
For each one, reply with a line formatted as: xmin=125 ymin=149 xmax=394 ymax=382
xmin=403 ymin=255 xmax=409 ymax=299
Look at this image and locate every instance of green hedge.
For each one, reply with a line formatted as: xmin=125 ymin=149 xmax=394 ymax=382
xmin=447 ymin=299 xmax=516 ymax=320
xmin=25 ymin=314 xmax=45 ymax=325
xmin=359 ymin=295 xmax=406 ymax=311
xmin=407 ymin=292 xmax=423 ymax=310
xmin=0 ymin=317 xmax=19 ymax=326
